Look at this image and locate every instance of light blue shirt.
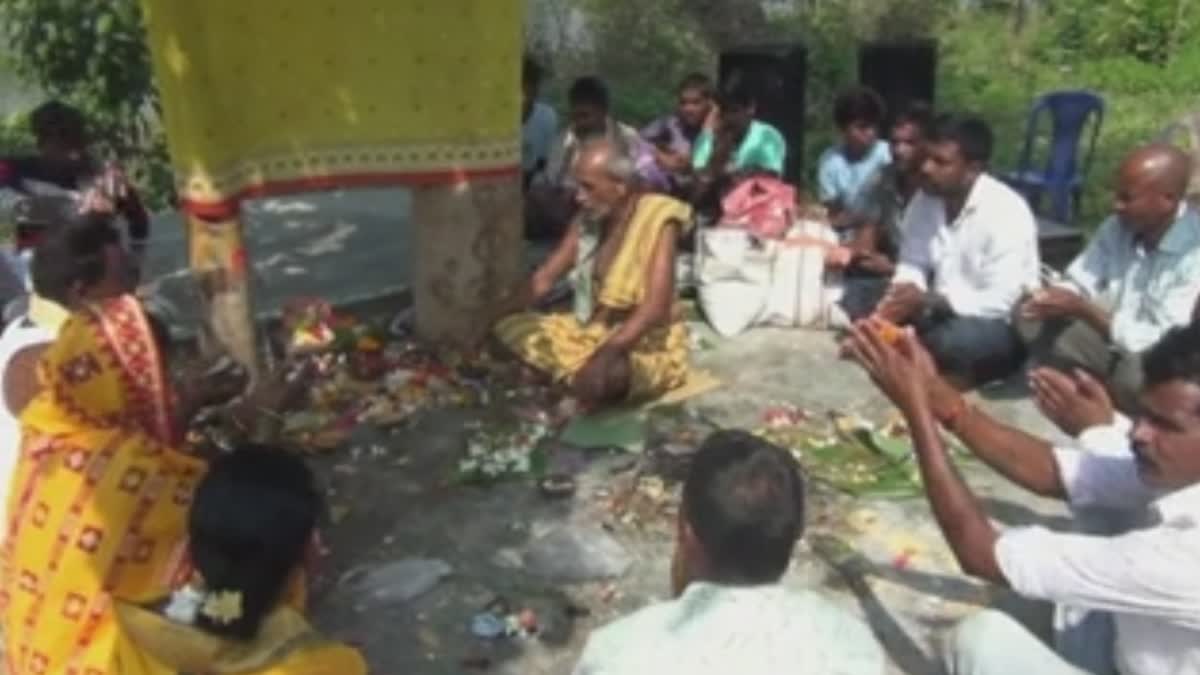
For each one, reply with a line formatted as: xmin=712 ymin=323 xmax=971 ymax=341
xmin=1063 ymin=205 xmax=1200 ymax=352
xmin=817 ymin=140 xmax=891 ymax=208
xmin=572 ymin=582 xmax=884 ymax=675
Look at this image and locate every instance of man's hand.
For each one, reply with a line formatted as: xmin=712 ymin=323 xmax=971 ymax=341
xmin=1029 ymin=366 xmax=1115 ymax=437
xmin=572 ymin=344 xmax=625 ymax=406
xmin=248 ymin=358 xmax=318 ymax=414
xmin=875 ymin=282 xmax=924 ymax=323
xmin=825 ymin=246 xmax=853 ymax=269
xmin=77 ymin=186 xmax=116 ymax=216
xmin=654 ymin=148 xmax=690 ymax=174
xmin=854 ymin=251 xmax=894 ymax=276
xmin=846 ymin=319 xmax=935 ymax=415
xmin=1020 ymin=286 xmax=1084 ymax=321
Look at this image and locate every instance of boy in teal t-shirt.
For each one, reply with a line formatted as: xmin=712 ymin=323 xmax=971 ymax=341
xmin=691 ymin=74 xmax=788 ymax=213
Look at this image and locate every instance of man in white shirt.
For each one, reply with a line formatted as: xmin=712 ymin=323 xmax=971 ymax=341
xmin=1018 ymin=145 xmax=1200 ymax=412
xmin=573 ymin=430 xmax=884 ymax=675
xmin=875 ymin=114 xmax=1039 ymax=386
xmin=846 ymin=319 xmax=1200 ymax=675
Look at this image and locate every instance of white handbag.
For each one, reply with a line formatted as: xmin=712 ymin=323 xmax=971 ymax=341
xmin=696 ymin=220 xmax=842 ymax=337
xmin=696 ymin=227 xmax=771 ymax=337
xmin=761 ymin=219 xmax=843 ymax=329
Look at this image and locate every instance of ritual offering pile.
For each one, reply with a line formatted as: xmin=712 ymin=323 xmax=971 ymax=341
xmin=274 ymin=298 xmax=493 ymax=453
xmin=756 ymin=406 xmax=924 ymax=498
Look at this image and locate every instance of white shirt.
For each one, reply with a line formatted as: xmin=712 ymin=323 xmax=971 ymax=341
xmin=0 ymin=316 xmax=52 ymax=532
xmin=1061 ymin=206 xmax=1200 ymax=353
xmin=522 ymin=101 xmax=558 ymax=174
xmin=893 ymin=174 xmax=1040 ymax=319
xmin=995 ymin=444 xmax=1200 ymax=675
xmin=572 ymin=582 xmax=885 ymax=675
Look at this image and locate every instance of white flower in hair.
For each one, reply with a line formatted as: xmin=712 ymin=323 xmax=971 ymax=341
xmin=164 ymin=583 xmax=205 ymax=624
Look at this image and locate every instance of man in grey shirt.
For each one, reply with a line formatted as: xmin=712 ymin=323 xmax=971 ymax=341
xmin=573 ymin=430 xmax=884 ymax=675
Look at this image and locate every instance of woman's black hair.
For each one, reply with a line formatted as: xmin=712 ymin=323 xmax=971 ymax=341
xmin=188 ymin=445 xmax=321 ymax=640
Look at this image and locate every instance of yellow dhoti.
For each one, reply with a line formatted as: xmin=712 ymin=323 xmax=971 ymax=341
xmin=496 ymin=194 xmax=692 ymax=400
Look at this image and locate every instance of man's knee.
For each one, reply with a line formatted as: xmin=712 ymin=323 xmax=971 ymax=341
xmin=944 ymin=610 xmax=1029 ymax=675
xmin=918 ymin=318 xmax=1023 ymax=384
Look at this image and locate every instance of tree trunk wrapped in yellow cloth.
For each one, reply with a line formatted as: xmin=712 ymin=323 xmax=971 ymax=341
xmin=140 ymin=0 xmax=524 ymax=350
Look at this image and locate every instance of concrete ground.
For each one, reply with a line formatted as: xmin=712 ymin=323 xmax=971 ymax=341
xmin=137 ymin=194 xmax=1074 ymax=674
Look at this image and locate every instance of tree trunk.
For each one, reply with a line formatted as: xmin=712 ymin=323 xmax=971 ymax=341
xmin=412 ymin=174 xmax=523 ymax=347
xmin=187 ymin=212 xmax=260 ymax=377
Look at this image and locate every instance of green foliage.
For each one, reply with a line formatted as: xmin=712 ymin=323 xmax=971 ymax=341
xmin=0 ymin=0 xmax=172 ymax=208
xmin=939 ymin=4 xmax=1200 ymax=226
xmin=1047 ymin=0 xmax=1197 ymax=65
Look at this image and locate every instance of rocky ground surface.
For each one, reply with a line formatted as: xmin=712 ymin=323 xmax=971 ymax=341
xmin=136 ymin=194 xmax=1073 ymax=674
xmin=298 ymin=324 xmax=1070 ymax=675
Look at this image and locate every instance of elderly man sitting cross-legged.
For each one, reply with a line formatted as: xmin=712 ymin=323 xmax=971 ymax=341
xmin=491 ymin=138 xmax=691 ymax=409
xmin=1018 ymin=144 xmax=1200 ymax=412
xmin=847 ymin=318 xmax=1200 ymax=675
xmin=573 ymin=430 xmax=884 ymax=675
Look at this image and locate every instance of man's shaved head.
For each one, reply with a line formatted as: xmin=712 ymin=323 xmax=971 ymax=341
xmin=1121 ymin=144 xmax=1192 ymax=198
xmin=1114 ymin=144 xmax=1193 ymax=240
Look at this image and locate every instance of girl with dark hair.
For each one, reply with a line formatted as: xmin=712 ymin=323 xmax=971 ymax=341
xmin=114 ymin=446 xmax=365 ymax=674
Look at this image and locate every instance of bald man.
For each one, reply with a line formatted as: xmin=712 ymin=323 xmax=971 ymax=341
xmin=492 ymin=139 xmax=692 ymax=409
xmin=1017 ymin=143 xmax=1200 ymax=411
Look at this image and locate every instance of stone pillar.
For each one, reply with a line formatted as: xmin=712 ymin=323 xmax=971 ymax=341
xmin=411 ymin=174 xmax=522 ymax=347
xmin=187 ymin=212 xmax=260 ymax=377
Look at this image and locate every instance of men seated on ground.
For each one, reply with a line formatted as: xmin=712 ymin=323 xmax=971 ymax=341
xmin=1 ymin=100 xmax=150 ymax=258
xmin=521 ymin=55 xmax=559 ymax=191
xmin=115 ymin=446 xmax=367 ymax=674
xmin=690 ymin=72 xmax=787 ymax=216
xmin=642 ymin=72 xmax=714 ymax=199
xmin=527 ymin=76 xmax=665 ymax=241
xmin=573 ymin=430 xmax=884 ymax=674
xmin=817 ymin=86 xmax=891 ymax=220
xmin=873 ymin=114 xmax=1039 ymax=387
xmin=839 ymin=102 xmax=934 ymax=319
xmin=1018 ymin=144 xmax=1200 ymax=411
xmin=847 ymin=319 xmax=1200 ymax=675
xmin=493 ymin=139 xmax=690 ymax=409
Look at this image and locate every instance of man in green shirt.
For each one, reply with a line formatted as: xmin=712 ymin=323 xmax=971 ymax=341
xmin=691 ymin=73 xmax=787 ymax=211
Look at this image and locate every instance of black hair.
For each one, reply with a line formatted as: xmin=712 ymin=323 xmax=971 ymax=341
xmin=568 ymin=76 xmax=610 ymax=111
xmin=523 ymin=54 xmax=546 ymax=89
xmin=30 ymin=100 xmax=86 ymax=144
xmin=1143 ymin=322 xmax=1200 ymax=391
xmin=189 ymin=445 xmax=321 ymax=640
xmin=833 ymin=86 xmax=886 ymax=130
xmin=29 ymin=214 xmax=120 ymax=306
xmin=679 ymin=72 xmax=714 ymax=98
xmin=893 ymin=101 xmax=935 ymax=138
xmin=928 ymin=113 xmax=994 ymax=164
xmin=716 ymin=71 xmax=755 ymax=110
xmin=681 ymin=430 xmax=806 ymax=585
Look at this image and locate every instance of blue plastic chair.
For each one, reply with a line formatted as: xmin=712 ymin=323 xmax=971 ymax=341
xmin=1006 ymin=90 xmax=1104 ymax=224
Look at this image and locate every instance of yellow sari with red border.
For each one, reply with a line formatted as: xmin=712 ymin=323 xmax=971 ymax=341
xmin=495 ymin=194 xmax=692 ymax=399
xmin=0 ymin=295 xmax=204 ymax=675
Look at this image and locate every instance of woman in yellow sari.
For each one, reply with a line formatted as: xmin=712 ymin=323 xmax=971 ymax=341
xmin=0 ymin=294 xmax=352 ymax=673
xmin=113 ymin=446 xmax=365 ymax=675
xmin=494 ymin=138 xmax=692 ymax=406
